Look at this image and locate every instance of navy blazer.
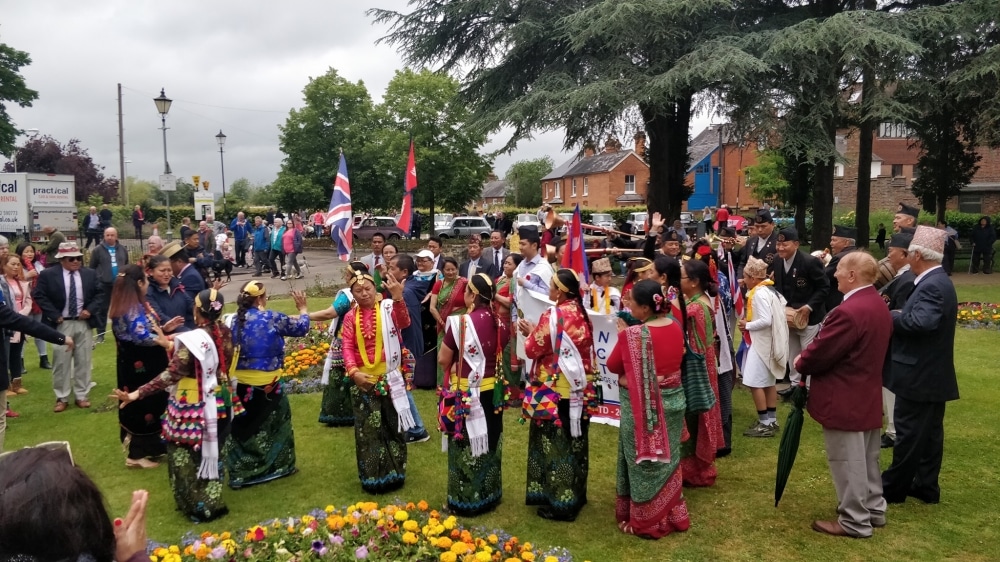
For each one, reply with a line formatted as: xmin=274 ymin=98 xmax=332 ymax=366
xmin=178 ymin=264 xmax=207 ymax=300
xmin=32 ymin=265 xmax=105 ymax=329
xmin=769 ymin=250 xmax=829 ymax=326
xmin=886 ymin=267 xmax=959 ymax=403
xmin=459 ymin=258 xmax=498 ymax=281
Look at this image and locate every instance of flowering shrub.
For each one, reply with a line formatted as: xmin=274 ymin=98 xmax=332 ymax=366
xmin=957 ymin=302 xmax=1000 ymax=329
xmin=281 ymin=324 xmax=331 ymax=394
xmin=149 ymin=500 xmax=580 ymax=562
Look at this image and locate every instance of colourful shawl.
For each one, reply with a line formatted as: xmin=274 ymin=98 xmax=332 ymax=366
xmin=622 ymin=325 xmax=671 ymax=464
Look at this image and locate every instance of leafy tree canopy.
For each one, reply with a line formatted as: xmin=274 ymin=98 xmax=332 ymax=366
xmin=744 ymin=150 xmax=790 ymax=205
xmin=2 ymin=135 xmax=119 ymax=202
xmin=504 ymin=157 xmax=552 ymax=208
xmin=0 ymin=38 xmax=38 ymax=157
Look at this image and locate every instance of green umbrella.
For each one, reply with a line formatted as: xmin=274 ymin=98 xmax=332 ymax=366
xmin=775 ymin=381 xmax=808 ymax=507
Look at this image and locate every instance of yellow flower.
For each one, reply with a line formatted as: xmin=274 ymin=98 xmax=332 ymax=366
xmin=149 ymin=557 xmax=157 ymax=562
xmin=168 ymin=546 xmax=180 ymax=555
xmin=545 ymin=557 xmax=559 ymax=562
xmin=325 ymin=505 xmax=335 ymax=513
xmin=522 ymin=542 xmax=533 ymax=551
xmin=221 ymin=539 xmax=237 ymax=555
xmin=154 ymin=548 xmax=169 ymax=558
xmin=443 ymin=516 xmax=457 ymax=530
xmin=437 ymin=537 xmax=454 ymax=549
xmin=402 ymin=532 xmax=419 ymax=545
xmin=403 ymin=520 xmax=419 ymax=532
xmin=451 ymin=542 xmax=473 ymax=555
xmin=476 ymin=552 xmax=492 ymax=562
xmin=395 ymin=510 xmax=409 ymax=522
xmin=440 ymin=553 xmax=458 ymax=562
xmin=488 ymin=534 xmax=499 ymax=545
xmin=521 ymin=553 xmax=536 ymax=562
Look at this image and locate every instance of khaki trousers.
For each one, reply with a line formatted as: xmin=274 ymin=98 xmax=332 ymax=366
xmin=52 ymin=320 xmax=93 ymax=402
xmin=822 ymin=427 xmax=887 ymax=537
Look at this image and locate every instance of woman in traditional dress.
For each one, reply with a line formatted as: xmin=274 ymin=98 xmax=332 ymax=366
xmin=109 ymin=264 xmax=184 ymax=468
xmin=113 ymin=288 xmax=236 ymax=522
xmin=309 ymin=261 xmax=371 ymax=426
xmin=437 ymin=273 xmax=510 ymax=515
xmin=492 ymin=253 xmax=522 ymax=403
xmin=608 ymin=279 xmax=690 ymax=538
xmin=429 ymin=258 xmax=468 ymax=385
xmin=145 ymin=254 xmax=194 ymax=333
xmin=620 ymin=257 xmax=653 ymax=311
xmin=517 ymin=268 xmax=598 ymax=521
xmin=677 ymin=258 xmax=724 ymax=487
xmin=228 ymin=281 xmax=310 ymax=488
xmin=341 ymin=270 xmax=414 ymax=493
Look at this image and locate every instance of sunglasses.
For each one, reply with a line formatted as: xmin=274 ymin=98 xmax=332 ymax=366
xmin=0 ymin=440 xmax=75 ymax=466
xmin=64 ymin=256 xmax=83 ymax=262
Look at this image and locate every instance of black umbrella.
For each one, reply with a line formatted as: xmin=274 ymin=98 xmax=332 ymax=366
xmin=775 ymin=381 xmax=808 ymax=507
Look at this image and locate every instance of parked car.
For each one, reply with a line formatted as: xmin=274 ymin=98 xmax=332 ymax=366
xmin=556 ymin=212 xmax=573 ymax=234
xmin=513 ymin=213 xmax=542 ymax=233
xmin=434 ymin=213 xmax=454 ymax=230
xmin=354 ymin=216 xmax=407 ymax=241
xmin=625 ymin=212 xmax=648 ymax=235
xmin=590 ymin=213 xmax=616 ymax=231
xmin=435 ymin=216 xmax=493 ymax=239
xmin=770 ymin=209 xmax=795 ymax=228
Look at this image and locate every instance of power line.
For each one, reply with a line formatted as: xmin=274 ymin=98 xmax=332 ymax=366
xmin=121 ymin=85 xmax=287 ymax=113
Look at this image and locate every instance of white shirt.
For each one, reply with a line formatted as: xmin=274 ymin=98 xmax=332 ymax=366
xmin=913 ymin=264 xmax=943 ymax=286
xmin=61 ymin=267 xmax=85 ymax=318
xmin=840 ymin=284 xmax=872 ymax=303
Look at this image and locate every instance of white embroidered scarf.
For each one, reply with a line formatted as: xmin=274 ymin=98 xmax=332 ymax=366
xmin=378 ymin=298 xmax=414 ymax=432
xmin=549 ymin=305 xmax=587 ymax=438
xmin=174 ymin=329 xmax=221 ymax=480
xmin=446 ymin=315 xmax=489 ymax=457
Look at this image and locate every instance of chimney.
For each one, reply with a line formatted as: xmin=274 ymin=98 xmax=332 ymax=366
xmin=604 ymin=135 xmax=622 ymax=153
xmin=486 ymin=172 xmax=498 ymax=182
xmin=633 ymin=131 xmax=646 ymax=156
xmin=583 ymin=140 xmax=596 ymax=158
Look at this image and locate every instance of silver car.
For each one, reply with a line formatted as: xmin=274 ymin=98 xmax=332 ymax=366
xmin=434 ymin=216 xmax=492 ymax=239
xmin=590 ymin=213 xmax=616 ymax=230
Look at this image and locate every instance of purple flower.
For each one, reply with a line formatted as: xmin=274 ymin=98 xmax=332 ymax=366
xmin=355 ymin=545 xmax=368 ymax=559
xmin=312 ymin=540 xmax=328 ymax=555
xmin=330 ymin=534 xmax=345 ymax=546
xmin=209 ymin=546 xmax=227 ymax=559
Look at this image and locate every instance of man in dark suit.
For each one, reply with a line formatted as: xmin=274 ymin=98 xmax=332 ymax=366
xmin=427 ymin=236 xmax=444 ymax=271
xmin=386 ymin=254 xmax=431 ymax=444
xmin=88 ymin=227 xmax=130 ymax=344
xmin=32 ymin=242 xmax=104 ymax=412
xmin=881 ymin=226 xmax=959 ymax=505
xmin=737 ymin=209 xmax=779 ymax=280
xmin=876 ymin=202 xmax=920 ymax=289
xmin=824 ymin=224 xmax=859 ymax=312
xmin=796 ymin=251 xmax=893 ymax=538
xmin=484 ymin=230 xmax=510 ymax=276
xmin=878 ymin=232 xmax=916 ymax=449
xmin=459 ymin=236 xmax=499 ymax=280
xmin=770 ymin=227 xmax=829 ymax=394
xmin=162 ymin=242 xmax=206 ymax=300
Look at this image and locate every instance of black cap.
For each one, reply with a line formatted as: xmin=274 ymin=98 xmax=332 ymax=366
xmin=777 ymin=227 xmax=798 ymax=243
xmin=896 ymin=202 xmax=919 ymax=219
xmin=518 ymin=226 xmax=540 ymax=243
xmin=661 ymin=229 xmax=681 ymax=243
xmin=754 ymin=209 xmax=773 ymax=224
xmin=889 ymin=232 xmax=913 ymax=250
xmin=718 ymin=226 xmax=736 ymax=238
xmin=832 ymin=225 xmax=858 ymax=239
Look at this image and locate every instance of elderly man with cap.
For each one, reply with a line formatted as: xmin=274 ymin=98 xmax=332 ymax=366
xmin=795 ymin=251 xmax=893 ymax=538
xmin=737 ymin=209 xmax=779 ymax=280
xmin=881 ymin=226 xmax=959 ymax=505
xmin=739 ymin=256 xmax=789 ymax=438
xmin=824 ymin=225 xmax=859 ymax=312
xmin=582 ymin=258 xmax=620 ymax=314
xmin=769 ymin=227 xmax=829 ymax=397
xmin=32 ymin=242 xmax=104 ymax=412
xmin=875 ymin=202 xmax=919 ymax=289
xmin=877 ymin=231 xmax=915 ymax=449
xmin=459 ymin=235 xmax=498 ymax=280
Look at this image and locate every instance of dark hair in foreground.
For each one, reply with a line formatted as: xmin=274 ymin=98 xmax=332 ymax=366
xmin=392 ymin=254 xmax=415 ymax=277
xmin=108 ymin=264 xmax=148 ymax=319
xmin=0 ymin=447 xmax=116 ymax=562
xmin=682 ymin=258 xmax=719 ymax=298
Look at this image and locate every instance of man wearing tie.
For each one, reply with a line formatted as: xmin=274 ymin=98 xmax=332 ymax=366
xmin=32 ymin=243 xmax=104 ymax=412
xmin=484 ymin=230 xmax=510 ymax=277
xmin=459 ymin=236 xmax=498 ymax=280
xmin=360 ymin=233 xmax=387 ymax=273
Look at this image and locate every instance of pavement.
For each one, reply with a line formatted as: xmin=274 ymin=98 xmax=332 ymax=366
xmin=215 ymin=248 xmax=350 ymax=304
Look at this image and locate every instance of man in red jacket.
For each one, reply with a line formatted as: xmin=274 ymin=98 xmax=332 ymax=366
xmin=795 ymin=251 xmax=893 ymax=538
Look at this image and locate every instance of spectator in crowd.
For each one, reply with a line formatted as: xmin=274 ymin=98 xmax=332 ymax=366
xmin=970 ymin=216 xmax=996 ymax=274
xmin=88 ymin=227 xmax=130 ymax=344
xmin=230 ymin=211 xmax=252 ymax=268
xmin=131 ymin=205 xmax=145 ymax=241
xmin=83 ymin=207 xmax=103 ymax=249
xmin=41 ymin=226 xmax=65 ymax=268
xmin=99 ymin=204 xmax=114 ymax=229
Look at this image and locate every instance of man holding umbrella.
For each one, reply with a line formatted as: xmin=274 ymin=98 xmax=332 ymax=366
xmin=795 ymin=252 xmax=893 ymax=538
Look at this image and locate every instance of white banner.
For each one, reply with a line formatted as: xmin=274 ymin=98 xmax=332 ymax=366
xmin=515 ymin=289 xmax=621 ymax=426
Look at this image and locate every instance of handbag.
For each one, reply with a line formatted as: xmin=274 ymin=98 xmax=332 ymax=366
xmin=521 ymin=381 xmax=560 ymax=421
xmin=681 ymin=326 xmax=716 ymax=415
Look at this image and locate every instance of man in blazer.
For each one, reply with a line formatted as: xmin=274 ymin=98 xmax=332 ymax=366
xmin=359 ymin=233 xmax=387 ymax=273
xmin=824 ymin=224 xmax=859 ymax=312
xmin=881 ymin=226 xmax=959 ymax=505
xmin=32 ymin=242 xmax=104 ymax=412
xmin=795 ymin=251 xmax=893 ymax=538
xmin=878 ymin=232 xmax=916 ymax=449
xmin=88 ymin=227 xmax=130 ymax=344
xmin=459 ymin=236 xmax=498 ymax=280
xmin=162 ymin=243 xmax=206 ymax=300
xmin=769 ymin=227 xmax=829 ymax=394
xmin=484 ymin=230 xmax=510 ymax=276
xmin=737 ymin=209 xmax=780 ymax=280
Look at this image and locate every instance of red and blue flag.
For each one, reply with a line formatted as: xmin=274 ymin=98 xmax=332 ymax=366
xmin=326 ymin=152 xmax=353 ymax=261
xmin=560 ymin=204 xmax=590 ymax=283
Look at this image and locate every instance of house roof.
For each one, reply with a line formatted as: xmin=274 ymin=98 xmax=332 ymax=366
xmin=542 ymin=149 xmax=646 ymax=180
xmin=541 ymin=156 xmax=583 ymax=181
xmin=836 ymin=135 xmax=883 ymax=162
xmin=687 ymin=125 xmax=737 ymax=172
xmin=481 ymin=178 xmax=508 ymax=199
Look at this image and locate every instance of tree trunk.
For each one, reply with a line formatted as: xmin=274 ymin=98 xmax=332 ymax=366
xmin=855 ymin=60 xmax=876 ymax=248
xmin=642 ymin=95 xmax=692 ymax=222
xmin=812 ymin=154 xmax=835 ymax=250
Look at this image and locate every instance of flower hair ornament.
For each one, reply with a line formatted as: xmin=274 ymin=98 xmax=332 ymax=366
xmin=195 ymin=288 xmax=225 ymax=315
xmin=652 ymin=292 xmax=665 ymax=312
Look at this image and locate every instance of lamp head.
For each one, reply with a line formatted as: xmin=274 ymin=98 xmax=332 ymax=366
xmin=216 ymin=130 xmax=226 ymax=148
xmin=153 ymin=88 xmax=172 ymax=116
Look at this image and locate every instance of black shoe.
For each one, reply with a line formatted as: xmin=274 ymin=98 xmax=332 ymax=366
xmin=39 ymin=357 xmax=52 ymax=370
xmin=907 ymin=488 xmax=940 ymax=504
xmin=777 ymin=386 xmax=794 ymax=397
xmin=405 ymin=431 xmax=430 ymax=444
xmin=252 ymin=273 xmax=262 ymax=277
xmin=880 ymin=434 xmax=894 ymax=449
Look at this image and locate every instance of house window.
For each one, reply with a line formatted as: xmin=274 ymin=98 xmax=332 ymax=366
xmin=583 ymin=177 xmax=589 ymax=196
xmin=625 ymin=175 xmax=636 ymax=194
xmin=554 ymin=181 xmax=561 ymax=198
xmin=571 ymin=179 xmax=577 ymax=197
xmin=891 ymin=164 xmax=904 ymax=177
xmin=958 ymin=194 xmax=982 ymax=214
xmin=834 ymin=163 xmax=845 ymax=178
xmin=911 ymin=166 xmax=920 ymax=180
xmin=878 ymin=123 xmax=914 ymax=138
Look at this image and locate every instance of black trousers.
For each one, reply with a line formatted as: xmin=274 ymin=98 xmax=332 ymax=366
xmin=268 ymin=249 xmax=285 ymax=276
xmin=84 ymin=230 xmax=101 ymax=248
xmin=96 ymin=282 xmax=114 ymax=338
xmin=881 ymin=396 xmax=946 ymax=503
xmin=235 ymin=239 xmax=247 ymax=267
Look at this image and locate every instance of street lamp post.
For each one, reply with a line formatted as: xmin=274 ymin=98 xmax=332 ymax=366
xmin=153 ymin=88 xmax=173 ymax=241
xmin=12 ymin=128 xmax=39 ymax=173
xmin=215 ymin=130 xmax=227 ymax=221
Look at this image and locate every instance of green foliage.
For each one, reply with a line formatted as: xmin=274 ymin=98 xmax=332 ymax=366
xmin=504 ymin=157 xmax=552 ymax=208
xmin=4 ymin=135 xmax=120 ymax=201
xmin=0 ymin=37 xmax=39 ymax=157
xmin=125 ymin=177 xmax=158 ymax=207
xmin=743 ymin=150 xmax=790 ymax=204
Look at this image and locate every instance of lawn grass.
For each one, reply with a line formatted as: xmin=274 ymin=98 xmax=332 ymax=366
xmin=6 ymin=283 xmax=1000 ymax=561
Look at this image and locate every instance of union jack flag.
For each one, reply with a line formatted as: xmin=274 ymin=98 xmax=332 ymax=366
xmin=326 ymin=152 xmax=353 ymax=261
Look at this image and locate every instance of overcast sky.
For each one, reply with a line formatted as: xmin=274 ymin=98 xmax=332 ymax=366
xmin=2 ymin=0 xmax=710 ymax=200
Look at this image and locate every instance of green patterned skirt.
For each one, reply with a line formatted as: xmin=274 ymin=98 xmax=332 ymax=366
xmin=227 ymin=383 xmax=297 ymax=489
xmin=351 ymin=384 xmax=407 ymax=493
xmin=167 ymin=431 xmax=229 ymax=523
xmin=447 ymin=388 xmax=504 ymax=516
xmin=319 ymin=369 xmax=355 ymax=427
xmin=525 ymin=399 xmax=590 ymax=521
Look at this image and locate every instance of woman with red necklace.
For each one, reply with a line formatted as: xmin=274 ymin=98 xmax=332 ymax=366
xmin=109 ymin=264 xmax=184 ymax=468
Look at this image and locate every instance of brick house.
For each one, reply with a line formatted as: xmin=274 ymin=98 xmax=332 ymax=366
xmin=832 ymin=124 xmax=1000 ymax=215
xmin=477 ymin=174 xmax=508 ymax=210
xmin=685 ymin=124 xmax=764 ymax=212
xmin=540 ymin=134 xmax=650 ymax=208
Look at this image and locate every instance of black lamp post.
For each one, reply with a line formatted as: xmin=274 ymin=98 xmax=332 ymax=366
xmin=154 ymin=88 xmax=173 ymax=240
xmin=216 ymin=130 xmax=227 ymax=220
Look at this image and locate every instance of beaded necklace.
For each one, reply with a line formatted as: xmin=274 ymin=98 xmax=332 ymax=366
xmin=354 ymin=307 xmax=383 ymax=369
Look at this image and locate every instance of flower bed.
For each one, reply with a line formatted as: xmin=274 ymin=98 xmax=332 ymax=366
xmin=151 ymin=500 xmax=579 ymax=562
xmin=957 ymin=302 xmax=1000 ymax=329
xmin=281 ymin=324 xmax=331 ymax=394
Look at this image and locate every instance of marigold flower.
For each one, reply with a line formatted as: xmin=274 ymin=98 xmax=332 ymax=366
xmin=545 ymin=557 xmax=559 ymax=562
xmin=418 ymin=500 xmax=430 ymax=511
xmin=403 ymin=520 xmax=419 ymax=532
xmin=437 ymin=537 xmax=454 ymax=549
xmin=451 ymin=529 xmax=461 ymax=539
xmin=325 ymin=505 xmax=336 ymax=513
xmin=440 ymin=553 xmax=458 ymax=562
xmin=488 ymin=535 xmax=499 ymax=545
xmin=521 ymin=553 xmax=536 ymax=562
xmin=475 ymin=552 xmax=492 ymax=562
xmin=402 ymin=532 xmax=419 ymax=545
xmin=451 ymin=542 xmax=473 ymax=555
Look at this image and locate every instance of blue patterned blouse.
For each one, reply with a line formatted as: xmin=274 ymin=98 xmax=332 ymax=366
xmin=112 ymin=305 xmax=159 ymax=346
xmin=233 ymin=308 xmax=310 ymax=371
